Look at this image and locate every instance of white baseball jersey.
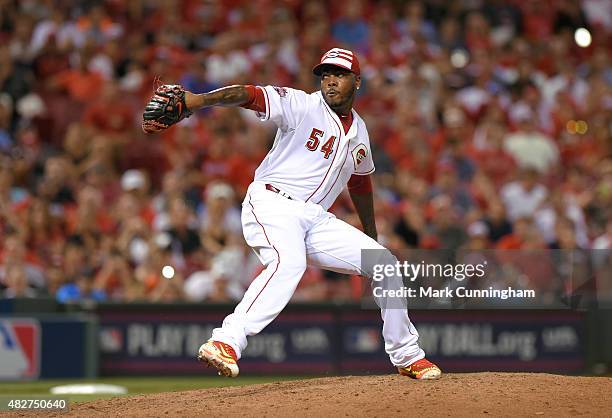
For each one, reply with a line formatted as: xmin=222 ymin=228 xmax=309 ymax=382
xmin=210 ymin=83 xmax=425 ymax=369
xmin=252 ymin=85 xmax=375 ymax=209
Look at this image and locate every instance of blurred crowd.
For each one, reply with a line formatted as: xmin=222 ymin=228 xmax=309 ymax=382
xmin=0 ymin=0 xmax=610 ymax=303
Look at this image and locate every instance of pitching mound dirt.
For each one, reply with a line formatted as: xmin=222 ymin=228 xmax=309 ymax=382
xmin=39 ymin=373 xmax=612 ymax=417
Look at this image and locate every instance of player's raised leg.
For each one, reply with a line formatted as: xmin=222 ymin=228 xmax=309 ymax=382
xmin=305 ymin=211 xmax=442 ymax=380
xmin=199 ymin=185 xmax=308 ymax=376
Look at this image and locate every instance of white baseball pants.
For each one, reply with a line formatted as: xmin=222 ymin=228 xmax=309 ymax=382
xmin=211 ymin=182 xmax=425 ymax=367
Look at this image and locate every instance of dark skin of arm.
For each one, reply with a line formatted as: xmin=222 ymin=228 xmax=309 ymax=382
xmin=185 ymin=86 xmax=250 ymax=109
xmin=350 ymin=190 xmax=378 ymax=241
xmin=183 ymin=67 xmax=377 ymax=241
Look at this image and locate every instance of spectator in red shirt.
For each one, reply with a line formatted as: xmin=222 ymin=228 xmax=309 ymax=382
xmin=472 ymin=121 xmax=518 ymax=186
xmin=83 ymin=81 xmax=135 ymax=135
xmin=49 ymin=50 xmax=104 ymax=103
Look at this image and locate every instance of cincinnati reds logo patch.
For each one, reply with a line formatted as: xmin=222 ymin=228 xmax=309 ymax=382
xmin=272 ymin=86 xmax=288 ymax=97
xmin=352 ymin=144 xmax=368 ymax=169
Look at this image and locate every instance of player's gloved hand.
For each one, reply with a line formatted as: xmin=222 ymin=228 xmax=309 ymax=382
xmin=142 ymin=84 xmax=193 ymax=133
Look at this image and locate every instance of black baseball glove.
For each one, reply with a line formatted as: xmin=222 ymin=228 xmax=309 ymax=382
xmin=142 ymin=84 xmax=193 ymax=133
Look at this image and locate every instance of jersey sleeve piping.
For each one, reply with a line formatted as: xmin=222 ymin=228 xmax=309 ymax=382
xmin=353 ymin=167 xmax=376 ymax=175
xmin=255 ymin=86 xmax=270 ymax=121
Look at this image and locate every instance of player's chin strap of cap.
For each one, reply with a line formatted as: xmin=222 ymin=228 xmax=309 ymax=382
xmin=265 ymin=184 xmax=293 ymax=200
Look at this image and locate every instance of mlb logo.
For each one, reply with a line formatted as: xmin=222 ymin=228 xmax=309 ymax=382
xmin=100 ymin=326 xmax=123 ymax=353
xmin=344 ymin=327 xmax=381 ymax=353
xmin=0 ymin=319 xmax=41 ymax=379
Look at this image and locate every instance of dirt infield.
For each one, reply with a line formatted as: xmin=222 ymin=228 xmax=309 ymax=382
xmin=39 ymin=373 xmax=612 ymax=417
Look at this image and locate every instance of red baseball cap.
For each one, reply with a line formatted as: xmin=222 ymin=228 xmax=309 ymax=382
xmin=313 ymin=48 xmax=360 ymax=76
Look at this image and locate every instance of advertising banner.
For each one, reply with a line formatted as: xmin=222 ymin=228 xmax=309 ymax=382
xmin=98 ymin=308 xmax=585 ymax=375
xmin=339 ymin=310 xmax=585 ymax=373
xmin=99 ymin=310 xmax=336 ymax=375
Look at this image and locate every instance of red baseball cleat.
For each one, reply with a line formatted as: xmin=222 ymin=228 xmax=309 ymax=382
xmin=397 ymin=358 xmax=442 ymax=380
xmin=198 ymin=340 xmax=239 ymax=377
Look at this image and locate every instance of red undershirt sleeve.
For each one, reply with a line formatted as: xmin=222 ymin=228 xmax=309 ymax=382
xmin=347 ymin=174 xmax=373 ymax=194
xmin=240 ymin=85 xmax=266 ymax=113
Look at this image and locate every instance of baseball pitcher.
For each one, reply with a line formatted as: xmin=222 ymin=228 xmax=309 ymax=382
xmin=143 ymin=48 xmax=441 ymax=380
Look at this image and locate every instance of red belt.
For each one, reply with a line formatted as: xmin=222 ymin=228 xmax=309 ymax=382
xmin=265 ymin=184 xmax=293 ymax=200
